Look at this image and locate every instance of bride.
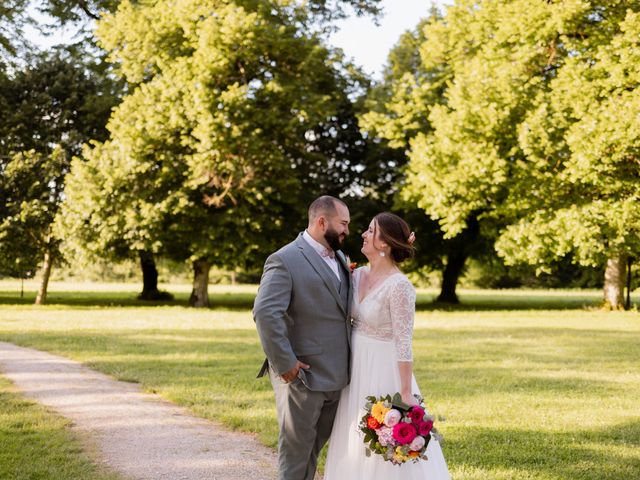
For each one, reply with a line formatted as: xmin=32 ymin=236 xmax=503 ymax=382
xmin=324 ymin=212 xmax=450 ymax=479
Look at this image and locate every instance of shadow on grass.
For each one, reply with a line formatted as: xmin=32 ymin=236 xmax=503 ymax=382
xmin=417 ymin=292 xmax=637 ymax=311
xmin=2 ymin=290 xmax=633 ymax=311
xmin=0 ymin=291 xmax=257 ymax=310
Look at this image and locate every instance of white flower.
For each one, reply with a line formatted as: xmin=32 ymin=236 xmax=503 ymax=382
xmin=383 ymin=408 xmax=402 ymax=427
xmin=409 ymin=435 xmax=425 ymax=451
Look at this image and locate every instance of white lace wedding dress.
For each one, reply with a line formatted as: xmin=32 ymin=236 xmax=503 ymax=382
xmin=324 ymin=267 xmax=450 ymax=480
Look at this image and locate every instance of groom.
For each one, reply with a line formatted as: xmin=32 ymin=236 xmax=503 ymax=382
xmin=253 ymin=195 xmax=352 ymax=480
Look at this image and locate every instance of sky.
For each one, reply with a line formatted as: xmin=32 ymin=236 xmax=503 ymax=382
xmin=329 ymin=0 xmax=450 ymax=79
xmin=25 ymin=1 xmax=451 ymax=79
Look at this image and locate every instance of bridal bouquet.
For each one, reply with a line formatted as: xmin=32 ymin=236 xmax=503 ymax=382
xmin=359 ymin=393 xmax=441 ymax=465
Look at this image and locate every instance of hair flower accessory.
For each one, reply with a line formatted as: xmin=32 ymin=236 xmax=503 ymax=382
xmin=407 ymin=231 xmax=416 ymax=245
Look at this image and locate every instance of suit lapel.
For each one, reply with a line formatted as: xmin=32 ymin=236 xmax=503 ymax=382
xmin=296 ymin=235 xmax=346 ymax=315
xmin=336 ymin=250 xmax=353 ymax=313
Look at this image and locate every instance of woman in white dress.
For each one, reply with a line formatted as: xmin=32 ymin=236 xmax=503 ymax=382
xmin=324 ymin=212 xmax=450 ymax=480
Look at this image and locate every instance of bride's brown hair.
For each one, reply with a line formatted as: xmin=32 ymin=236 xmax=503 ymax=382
xmin=373 ymin=212 xmax=415 ymax=263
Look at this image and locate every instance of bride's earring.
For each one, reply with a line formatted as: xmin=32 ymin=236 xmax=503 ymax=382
xmin=379 ymin=251 xmax=385 ymax=257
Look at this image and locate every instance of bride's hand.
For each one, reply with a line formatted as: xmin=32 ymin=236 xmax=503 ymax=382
xmin=401 ymin=391 xmax=418 ymax=406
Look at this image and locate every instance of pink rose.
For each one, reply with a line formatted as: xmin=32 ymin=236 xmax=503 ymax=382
xmin=408 ymin=406 xmax=425 ymax=425
xmin=418 ymin=419 xmax=433 ymax=436
xmin=392 ymin=422 xmax=417 ymax=445
xmin=383 ymin=409 xmax=402 ymax=427
xmin=409 ymin=435 xmax=426 ymax=451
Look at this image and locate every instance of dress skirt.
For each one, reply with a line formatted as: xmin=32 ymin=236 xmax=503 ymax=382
xmin=324 ymin=330 xmax=450 ymax=479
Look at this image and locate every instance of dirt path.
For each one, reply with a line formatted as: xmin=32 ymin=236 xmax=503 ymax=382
xmin=0 ymin=341 xmax=278 ymax=480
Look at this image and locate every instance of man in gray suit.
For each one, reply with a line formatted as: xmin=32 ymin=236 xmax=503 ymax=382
xmin=254 ymin=195 xmax=352 ymax=480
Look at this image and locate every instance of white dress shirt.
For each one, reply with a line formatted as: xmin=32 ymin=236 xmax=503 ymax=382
xmin=303 ymin=230 xmax=341 ymax=281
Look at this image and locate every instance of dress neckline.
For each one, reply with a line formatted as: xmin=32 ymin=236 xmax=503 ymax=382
xmin=356 ymin=267 xmax=403 ymax=305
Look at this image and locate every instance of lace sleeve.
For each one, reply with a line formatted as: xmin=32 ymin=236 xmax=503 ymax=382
xmin=389 ymin=277 xmax=416 ymax=362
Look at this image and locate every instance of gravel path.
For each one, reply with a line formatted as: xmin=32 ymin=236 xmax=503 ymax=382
xmin=0 ymin=341 xmax=278 ymax=480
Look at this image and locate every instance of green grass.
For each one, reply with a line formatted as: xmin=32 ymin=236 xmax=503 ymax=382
xmin=1 ymin=279 xmax=627 ymax=310
xmin=0 ymin=280 xmax=258 ymax=309
xmin=0 ymin=375 xmax=122 ymax=480
xmin=0 ymin=282 xmax=639 ymax=479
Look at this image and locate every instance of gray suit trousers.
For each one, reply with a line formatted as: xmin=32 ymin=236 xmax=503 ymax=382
xmin=269 ymin=367 xmax=341 ymax=480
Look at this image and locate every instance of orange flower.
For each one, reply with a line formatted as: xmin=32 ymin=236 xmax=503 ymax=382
xmin=367 ymin=415 xmax=380 ymax=429
xmin=408 ymin=451 xmax=421 ymax=458
xmin=349 ymin=262 xmax=357 ymax=273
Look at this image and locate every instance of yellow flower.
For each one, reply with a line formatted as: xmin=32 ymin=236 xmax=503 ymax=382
xmin=393 ymin=446 xmax=409 ymax=463
xmin=371 ymin=401 xmax=390 ymax=423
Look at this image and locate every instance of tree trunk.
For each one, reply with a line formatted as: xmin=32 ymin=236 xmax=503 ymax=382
xmin=626 ymin=257 xmax=632 ymax=311
xmin=437 ymin=248 xmax=467 ymax=304
xmin=137 ymin=251 xmax=173 ymax=301
xmin=35 ymin=247 xmax=53 ymax=305
xmin=604 ymin=255 xmax=627 ymax=309
xmin=436 ymin=216 xmax=480 ymax=304
xmin=189 ymin=259 xmax=211 ymax=308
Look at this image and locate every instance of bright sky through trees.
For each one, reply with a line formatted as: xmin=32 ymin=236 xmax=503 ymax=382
xmin=329 ymin=0 xmax=450 ymax=78
xmin=24 ymin=1 xmax=451 ymax=79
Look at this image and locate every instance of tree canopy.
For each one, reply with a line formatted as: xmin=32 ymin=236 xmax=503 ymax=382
xmin=362 ymin=0 xmax=640 ymax=306
xmin=60 ymin=0 xmax=385 ymax=305
xmin=0 ymin=50 xmax=118 ymax=300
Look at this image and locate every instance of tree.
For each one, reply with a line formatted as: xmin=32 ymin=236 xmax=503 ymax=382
xmin=1 ymin=1 xmax=120 ymax=62
xmin=0 ymin=50 xmax=117 ymax=303
xmin=363 ymin=0 xmax=640 ymax=308
xmin=0 ymin=0 xmax=30 ymax=60
xmin=361 ymin=11 xmax=484 ymax=303
xmin=494 ymin=5 xmax=640 ymax=308
xmin=38 ymin=0 xmax=119 ymax=22
xmin=61 ymin=0 xmax=382 ymax=307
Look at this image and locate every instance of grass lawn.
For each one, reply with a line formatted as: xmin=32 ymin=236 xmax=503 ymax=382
xmin=0 ymin=375 xmax=121 ymax=480
xmin=0 ymin=281 xmax=639 ymax=479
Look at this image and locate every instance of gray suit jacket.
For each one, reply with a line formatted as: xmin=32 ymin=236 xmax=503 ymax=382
xmin=253 ymin=233 xmax=352 ymax=392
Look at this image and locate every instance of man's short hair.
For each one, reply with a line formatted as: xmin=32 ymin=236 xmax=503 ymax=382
xmin=308 ymin=195 xmax=346 ymax=223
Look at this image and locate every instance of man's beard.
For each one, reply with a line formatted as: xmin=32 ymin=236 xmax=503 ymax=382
xmin=324 ymin=226 xmax=344 ymax=251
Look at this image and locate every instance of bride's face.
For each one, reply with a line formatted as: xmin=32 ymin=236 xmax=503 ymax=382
xmin=361 ymin=219 xmax=383 ymax=258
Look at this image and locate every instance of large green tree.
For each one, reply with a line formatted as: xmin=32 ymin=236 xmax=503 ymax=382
xmin=0 ymin=50 xmax=117 ymax=303
xmin=364 ymin=0 xmax=640 ymax=308
xmin=61 ymin=0 xmax=383 ymax=307
xmin=494 ymin=4 xmax=640 ymax=308
xmin=362 ymin=11 xmax=486 ymax=303
xmin=1 ymin=0 xmax=167 ymax=298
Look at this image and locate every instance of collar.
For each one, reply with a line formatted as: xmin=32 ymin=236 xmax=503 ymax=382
xmin=303 ymin=230 xmax=334 ymax=258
